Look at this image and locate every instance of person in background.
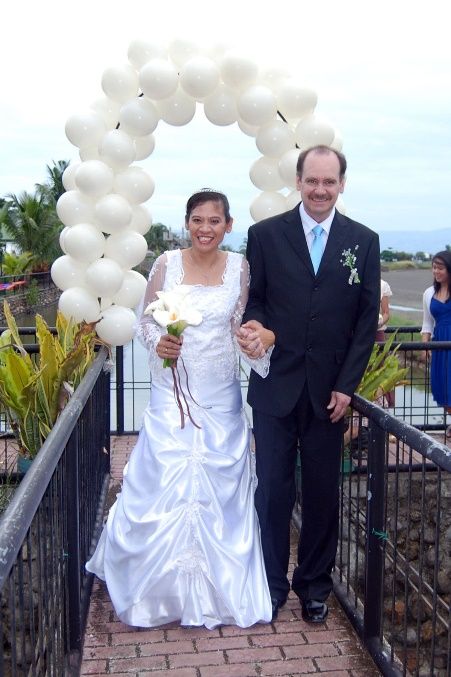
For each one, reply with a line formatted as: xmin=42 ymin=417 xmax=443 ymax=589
xmin=376 ymin=279 xmax=392 ymax=342
xmin=376 ymin=278 xmax=395 ymax=407
xmin=421 ymin=250 xmax=451 ymax=439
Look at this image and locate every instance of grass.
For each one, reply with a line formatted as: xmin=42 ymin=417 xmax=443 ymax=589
xmin=381 ymin=261 xmax=431 ymax=271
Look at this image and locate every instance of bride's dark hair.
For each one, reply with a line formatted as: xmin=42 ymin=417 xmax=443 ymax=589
xmin=185 ymin=189 xmax=231 ymax=223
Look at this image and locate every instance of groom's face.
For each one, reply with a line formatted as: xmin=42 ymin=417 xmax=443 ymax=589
xmin=296 ymin=151 xmax=345 ymax=223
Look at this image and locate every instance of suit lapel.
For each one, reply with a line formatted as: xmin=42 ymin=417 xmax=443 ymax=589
xmin=316 ymin=211 xmax=350 ymax=276
xmin=282 ymin=207 xmax=314 ymax=276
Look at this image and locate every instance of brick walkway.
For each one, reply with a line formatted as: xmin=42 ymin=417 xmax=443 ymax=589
xmin=80 ymin=436 xmax=381 ymax=676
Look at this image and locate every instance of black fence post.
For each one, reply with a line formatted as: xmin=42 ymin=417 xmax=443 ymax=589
xmin=66 ymin=427 xmax=82 ymax=657
xmin=363 ymin=418 xmax=386 ymax=647
xmin=115 ymin=346 xmax=124 ymax=435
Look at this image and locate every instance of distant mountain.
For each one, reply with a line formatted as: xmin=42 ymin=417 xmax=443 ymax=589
xmin=224 ymin=229 xmax=451 ymax=256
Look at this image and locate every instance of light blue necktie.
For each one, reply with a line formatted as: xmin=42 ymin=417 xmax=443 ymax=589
xmin=310 ymin=225 xmax=324 ymax=274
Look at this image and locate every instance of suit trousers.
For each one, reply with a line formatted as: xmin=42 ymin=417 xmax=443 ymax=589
xmin=253 ymin=385 xmax=344 ymax=602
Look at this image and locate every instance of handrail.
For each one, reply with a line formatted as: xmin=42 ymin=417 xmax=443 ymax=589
xmin=0 ymin=347 xmax=108 ymax=589
xmin=352 ymin=393 xmax=451 ymax=472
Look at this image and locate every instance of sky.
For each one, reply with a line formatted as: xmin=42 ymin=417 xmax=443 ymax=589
xmin=1 ymin=0 xmax=450 ymax=245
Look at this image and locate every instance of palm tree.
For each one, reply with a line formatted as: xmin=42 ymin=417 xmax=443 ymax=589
xmin=35 ymin=160 xmax=69 ymax=205
xmin=1 ymin=191 xmax=61 ymax=270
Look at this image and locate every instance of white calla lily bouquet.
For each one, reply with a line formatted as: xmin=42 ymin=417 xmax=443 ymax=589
xmin=145 ymin=286 xmax=203 ymax=428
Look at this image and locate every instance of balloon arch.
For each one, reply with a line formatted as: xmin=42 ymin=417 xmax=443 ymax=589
xmin=52 ymin=38 xmax=342 ymax=346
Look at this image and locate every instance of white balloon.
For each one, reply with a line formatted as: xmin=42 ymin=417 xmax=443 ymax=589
xmin=65 ymin=111 xmax=106 ymax=149
xmin=277 ymin=81 xmax=318 ymax=122
xmin=294 ymin=115 xmax=335 ymax=149
xmin=134 ymin=134 xmax=155 ymax=160
xmin=157 ymin=88 xmax=196 ymax=126
xmin=101 ymin=64 xmax=139 ymax=103
xmin=58 ymin=226 xmax=71 ymax=254
xmin=100 ymin=297 xmax=113 ymax=311
xmin=56 ymin=190 xmax=94 ymax=227
xmin=127 ymin=204 xmax=152 ymax=235
xmin=258 ymin=66 xmax=290 ymax=93
xmin=112 ymin=270 xmax=147 ymax=308
xmin=285 ymin=189 xmax=301 ymax=210
xmin=179 ymin=56 xmax=220 ymax=100
xmin=250 ymin=191 xmax=287 ymax=222
xmin=250 ymin=156 xmax=285 ymax=191
xmin=336 ymin=196 xmax=346 ymax=215
xmin=79 ymin=145 xmax=100 ymax=161
xmin=104 ymin=231 xmax=148 ymax=269
xmin=127 ymin=39 xmax=166 ymax=69
xmin=139 ymin=58 xmax=178 ymax=100
xmin=237 ymin=85 xmax=277 ymax=127
xmin=62 ymin=162 xmax=80 ymax=191
xmin=51 ymin=255 xmax=87 ymax=291
xmin=95 ymin=194 xmax=133 ymax=234
xmin=63 ymin=223 xmax=106 ymax=263
xmin=256 ymin=120 xmax=295 ymax=158
xmin=98 ymin=129 xmax=136 ymax=171
xmin=278 ymin=149 xmax=301 ymax=188
xmin=74 ymin=160 xmax=114 ymax=198
xmin=237 ymin=117 xmax=259 ymax=138
xmin=114 ymin=167 xmax=155 ymax=204
xmin=203 ymin=84 xmax=237 ymax=126
xmin=96 ymin=306 xmax=137 ymax=346
xmin=59 ymin=287 xmax=100 ymax=323
xmin=168 ymin=38 xmax=199 ymax=67
xmin=85 ymin=258 xmax=124 ymax=297
xmin=220 ymin=51 xmax=258 ymax=90
xmin=118 ymin=98 xmax=159 ymax=137
xmin=90 ymin=97 xmax=120 ymax=129
xmin=331 ymin=130 xmax=344 ymax=152
xmin=204 ymin=43 xmax=229 ymax=65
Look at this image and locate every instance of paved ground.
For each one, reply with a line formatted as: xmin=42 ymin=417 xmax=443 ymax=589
xmin=80 ymin=436 xmax=381 ymax=676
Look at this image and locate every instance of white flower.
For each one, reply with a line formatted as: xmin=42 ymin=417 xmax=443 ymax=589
xmin=144 ymin=286 xmax=202 ymax=331
xmin=340 ymin=246 xmax=360 ymax=285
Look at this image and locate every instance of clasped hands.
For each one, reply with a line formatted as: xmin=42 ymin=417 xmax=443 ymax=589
xmin=236 ymin=320 xmax=275 ymax=359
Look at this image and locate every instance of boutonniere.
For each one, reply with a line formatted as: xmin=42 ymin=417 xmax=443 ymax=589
xmin=340 ymin=246 xmax=360 ymax=285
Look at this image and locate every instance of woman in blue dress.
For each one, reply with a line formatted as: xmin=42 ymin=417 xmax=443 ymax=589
xmin=421 ymin=250 xmax=451 ymax=438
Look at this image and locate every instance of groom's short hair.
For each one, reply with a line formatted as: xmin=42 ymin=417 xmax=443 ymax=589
xmin=296 ymin=145 xmax=347 ymax=180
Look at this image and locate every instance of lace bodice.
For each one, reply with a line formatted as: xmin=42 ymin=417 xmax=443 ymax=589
xmin=136 ymin=249 xmax=267 ymax=389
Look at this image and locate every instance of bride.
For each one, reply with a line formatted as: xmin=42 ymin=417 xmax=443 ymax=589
xmin=86 ymin=189 xmax=274 ymax=629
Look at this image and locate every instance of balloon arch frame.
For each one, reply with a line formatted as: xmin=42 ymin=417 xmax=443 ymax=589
xmin=53 ymin=38 xmax=342 ymax=346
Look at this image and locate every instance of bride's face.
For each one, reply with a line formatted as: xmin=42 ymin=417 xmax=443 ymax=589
xmin=186 ymin=200 xmax=233 ymax=253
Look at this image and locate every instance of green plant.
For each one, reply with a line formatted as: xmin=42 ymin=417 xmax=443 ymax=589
xmin=25 ymin=279 xmax=39 ymax=307
xmin=356 ymin=332 xmax=409 ymax=402
xmin=0 ymin=301 xmax=98 ymax=459
xmin=1 ymin=251 xmax=34 ymax=276
xmin=343 ymin=333 xmax=409 ymax=456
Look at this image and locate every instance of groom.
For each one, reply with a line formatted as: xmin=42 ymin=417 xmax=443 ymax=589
xmin=240 ymin=145 xmax=380 ymax=623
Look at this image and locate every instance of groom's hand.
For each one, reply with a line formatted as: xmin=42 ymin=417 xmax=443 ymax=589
xmin=327 ymin=391 xmax=351 ymax=423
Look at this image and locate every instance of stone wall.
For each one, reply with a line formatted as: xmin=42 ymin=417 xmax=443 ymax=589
xmin=339 ymin=469 xmax=451 ymax=676
xmin=0 ymin=284 xmax=60 ymax=324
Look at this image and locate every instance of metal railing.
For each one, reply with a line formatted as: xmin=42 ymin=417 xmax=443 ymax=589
xmin=0 ymin=348 xmax=110 ymax=676
xmin=328 ymin=395 xmax=451 ymax=676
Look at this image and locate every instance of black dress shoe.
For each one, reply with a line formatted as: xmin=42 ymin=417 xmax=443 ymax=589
xmin=271 ymin=597 xmax=287 ymax=621
xmin=301 ymin=599 xmax=328 ymax=624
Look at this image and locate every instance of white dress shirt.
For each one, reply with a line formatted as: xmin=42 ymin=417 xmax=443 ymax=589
xmin=299 ymin=202 xmax=335 ymax=253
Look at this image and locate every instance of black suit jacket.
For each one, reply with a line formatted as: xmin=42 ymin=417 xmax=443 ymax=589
xmin=243 ymin=205 xmax=381 ymax=418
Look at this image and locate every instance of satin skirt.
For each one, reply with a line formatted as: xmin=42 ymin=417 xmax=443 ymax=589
xmin=86 ymin=376 xmax=272 ymax=629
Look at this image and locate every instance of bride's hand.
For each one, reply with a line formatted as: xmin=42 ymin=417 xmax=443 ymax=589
xmin=156 ymin=334 xmax=183 ymax=360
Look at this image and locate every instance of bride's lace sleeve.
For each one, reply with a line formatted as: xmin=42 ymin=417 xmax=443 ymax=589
xmin=232 ymin=256 xmax=272 ymax=379
xmin=135 ymin=253 xmax=167 ymax=355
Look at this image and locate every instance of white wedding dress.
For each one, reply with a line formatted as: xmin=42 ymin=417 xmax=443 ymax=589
xmin=86 ymin=249 xmax=272 ymax=629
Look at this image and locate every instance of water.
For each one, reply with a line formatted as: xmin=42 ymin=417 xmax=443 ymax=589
xmin=13 ymin=303 xmax=57 ymax=328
